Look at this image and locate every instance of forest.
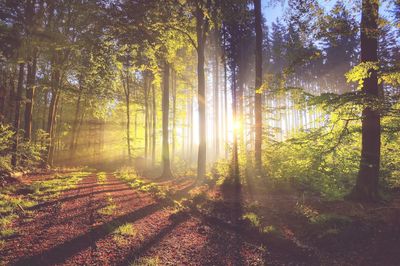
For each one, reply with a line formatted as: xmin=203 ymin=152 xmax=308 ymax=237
xmin=0 ymin=0 xmax=400 ymax=265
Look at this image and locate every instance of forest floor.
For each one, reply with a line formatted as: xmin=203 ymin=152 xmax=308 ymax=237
xmin=1 ymin=170 xmax=400 ymax=265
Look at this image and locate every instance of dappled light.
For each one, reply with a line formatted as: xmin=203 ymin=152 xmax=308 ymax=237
xmin=1 ymin=0 xmax=400 ymax=265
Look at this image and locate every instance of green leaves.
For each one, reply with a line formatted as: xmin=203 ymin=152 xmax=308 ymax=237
xmin=345 ymin=62 xmax=379 ymax=90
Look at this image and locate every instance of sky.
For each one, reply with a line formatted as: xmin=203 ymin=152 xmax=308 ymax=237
xmin=261 ymin=0 xmax=395 ymax=25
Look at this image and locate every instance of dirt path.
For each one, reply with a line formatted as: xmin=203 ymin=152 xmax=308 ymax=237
xmin=1 ymin=172 xmax=317 ymax=266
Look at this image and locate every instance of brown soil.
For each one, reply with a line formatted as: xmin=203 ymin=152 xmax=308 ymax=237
xmin=1 ymin=172 xmax=399 ymax=266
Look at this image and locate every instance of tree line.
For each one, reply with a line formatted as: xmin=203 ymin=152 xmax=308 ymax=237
xmin=0 ymin=0 xmax=399 ymax=201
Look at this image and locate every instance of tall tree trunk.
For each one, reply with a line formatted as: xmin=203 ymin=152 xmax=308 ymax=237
xmin=47 ymin=91 xmax=60 ymax=166
xmin=23 ymin=0 xmax=36 ymax=140
xmin=189 ymin=87 xmax=194 ymax=163
xmin=161 ymin=62 xmax=172 ymax=178
xmin=42 ymin=90 xmax=48 ymax=130
xmin=213 ymin=38 xmax=220 ymax=158
xmin=231 ymin=68 xmax=239 ymax=178
xmin=350 ymin=0 xmax=380 ymax=201
xmin=124 ymin=71 xmax=132 ymax=161
xmin=196 ymin=5 xmax=207 ymax=179
xmin=172 ymin=69 xmax=177 ymax=163
xmin=24 ymin=52 xmax=37 ymax=140
xmin=0 ymin=68 xmax=7 ymax=123
xmin=69 ymin=83 xmax=82 ymax=158
xmin=144 ymin=73 xmax=149 ymax=166
xmin=152 ymin=83 xmax=156 ymax=167
xmin=11 ymin=63 xmax=25 ymax=167
xmin=254 ymin=0 xmax=263 ymax=171
xmin=8 ymin=68 xmax=17 ymax=123
xmin=47 ymin=66 xmax=60 ymax=167
xmin=224 ymin=55 xmax=228 ymax=159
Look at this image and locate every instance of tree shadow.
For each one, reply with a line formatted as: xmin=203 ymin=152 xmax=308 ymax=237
xmin=13 ymin=181 xmax=197 ymax=266
xmin=198 ymin=176 xmax=245 ymax=265
xmin=28 ymin=187 xmax=132 ymax=211
xmin=116 ymin=214 xmax=190 ymax=266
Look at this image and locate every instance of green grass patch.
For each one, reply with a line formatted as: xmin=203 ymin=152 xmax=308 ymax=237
xmin=28 ymin=171 xmax=89 ymax=201
xmin=0 ymin=227 xmax=17 ymax=238
xmin=130 ymin=256 xmax=160 ymax=266
xmin=242 ymin=212 xmax=261 ymax=228
xmin=0 ymin=171 xmax=90 ymax=249
xmin=114 ymin=223 xmax=137 ymax=237
xmin=112 ymin=223 xmax=139 ymax=246
xmin=98 ymin=194 xmax=117 ymax=215
xmin=115 ymin=169 xmax=171 ymax=200
xmin=97 ymin=172 xmax=107 ymax=184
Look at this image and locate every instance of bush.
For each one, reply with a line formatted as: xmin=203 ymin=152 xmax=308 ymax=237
xmin=0 ymin=124 xmax=48 ymax=174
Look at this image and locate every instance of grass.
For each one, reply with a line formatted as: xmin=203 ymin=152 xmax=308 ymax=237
xmin=0 ymin=171 xmax=90 ymax=247
xmin=115 ymin=169 xmax=171 ymax=201
xmin=27 ymin=171 xmax=89 ymax=202
xmin=242 ymin=212 xmax=261 ymax=228
xmin=114 ymin=223 xmax=137 ymax=237
xmin=0 ymin=227 xmax=17 ymax=238
xmin=97 ymin=172 xmax=107 ymax=184
xmin=112 ymin=223 xmax=139 ymax=246
xmin=104 ymin=221 xmax=140 ymax=246
xmin=130 ymin=257 xmax=160 ymax=266
xmin=98 ymin=194 xmax=117 ymax=216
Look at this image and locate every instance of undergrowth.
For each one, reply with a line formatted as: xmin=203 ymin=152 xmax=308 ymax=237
xmin=0 ymin=171 xmax=89 ymax=247
xmin=115 ymin=168 xmax=172 ymax=201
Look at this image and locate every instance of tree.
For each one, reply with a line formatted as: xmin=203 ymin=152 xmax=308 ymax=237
xmin=349 ymin=0 xmax=380 ymax=201
xmin=11 ymin=63 xmax=24 ymax=167
xmin=161 ymin=62 xmax=173 ymax=178
xmin=193 ymin=0 xmax=211 ymax=179
xmin=254 ymin=0 xmax=263 ymax=171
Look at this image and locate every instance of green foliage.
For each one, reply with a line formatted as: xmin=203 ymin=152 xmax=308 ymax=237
xmin=242 ymin=212 xmax=261 ymax=228
xmin=114 ymin=223 xmax=138 ymax=237
xmin=211 ymin=159 xmax=230 ymax=186
xmin=130 ymin=257 xmax=160 ymax=266
xmin=0 ymin=124 xmax=14 ymax=173
xmin=0 ymin=171 xmax=88 ymax=248
xmin=27 ymin=172 xmax=88 ymax=201
xmin=345 ymin=62 xmax=379 ymax=89
xmin=0 ymin=125 xmax=48 ymax=174
xmin=262 ymin=99 xmax=363 ymax=199
xmin=98 ymin=195 xmax=117 ymax=216
xmin=97 ymin=172 xmax=107 ymax=184
xmin=116 ymin=168 xmax=171 ymax=201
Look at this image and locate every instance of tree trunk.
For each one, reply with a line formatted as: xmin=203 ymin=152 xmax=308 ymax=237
xmin=47 ymin=91 xmax=60 ymax=166
xmin=254 ymin=0 xmax=263 ymax=171
xmin=46 ymin=66 xmax=61 ymax=167
xmin=152 ymin=83 xmax=156 ymax=167
xmin=231 ymin=68 xmax=239 ymax=179
xmin=144 ymin=73 xmax=149 ymax=166
xmin=69 ymin=83 xmax=82 ymax=158
xmin=213 ymin=37 xmax=220 ymax=158
xmin=224 ymin=54 xmax=228 ymax=159
xmin=125 ymin=71 xmax=132 ymax=161
xmin=24 ymin=53 xmax=37 ymax=140
xmin=161 ymin=62 xmax=172 ymax=178
xmin=196 ymin=5 xmax=207 ymax=179
xmin=11 ymin=63 xmax=25 ymax=167
xmin=350 ymin=0 xmax=380 ymax=201
xmin=0 ymin=68 xmax=7 ymax=123
xmin=172 ymin=69 xmax=177 ymax=163
xmin=8 ymin=68 xmax=17 ymax=123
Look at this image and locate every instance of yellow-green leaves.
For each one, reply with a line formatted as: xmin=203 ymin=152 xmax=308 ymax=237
xmin=381 ymin=72 xmax=400 ymax=86
xmin=345 ymin=62 xmax=379 ymax=90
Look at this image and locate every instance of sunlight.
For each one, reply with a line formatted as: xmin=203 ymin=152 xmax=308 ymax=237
xmin=233 ymin=120 xmax=242 ymax=131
